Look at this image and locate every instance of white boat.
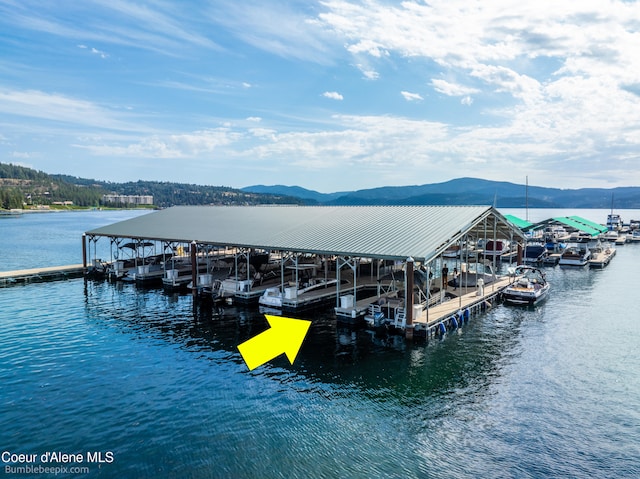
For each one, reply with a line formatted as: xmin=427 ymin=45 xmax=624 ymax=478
xmin=558 ymin=245 xmax=591 ymax=266
xmin=482 ymin=240 xmax=510 ymax=259
xmin=630 ymin=230 xmax=640 ymax=243
xmin=443 ymin=242 xmax=477 ymax=259
xmin=615 ymin=234 xmax=627 ymax=245
xmin=503 ymin=266 xmax=550 ymax=306
xmin=211 ymin=278 xmax=253 ymax=302
xmin=522 ymin=244 xmax=548 ymax=264
xmin=258 ymin=278 xmax=340 ymax=309
xmin=588 ymin=242 xmax=616 ymax=268
xmin=448 ymin=261 xmax=497 ymax=288
xmin=543 ymin=226 xmax=570 ymax=242
xmin=607 ymin=213 xmax=623 ymax=231
xmin=258 ymin=286 xmax=285 ymax=309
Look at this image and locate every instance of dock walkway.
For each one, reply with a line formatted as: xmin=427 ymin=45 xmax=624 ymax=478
xmin=0 ymin=264 xmax=84 ymax=287
xmin=414 ymin=275 xmax=512 ymax=329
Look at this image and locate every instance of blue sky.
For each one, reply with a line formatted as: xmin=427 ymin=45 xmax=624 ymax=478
xmin=1 ymin=1 xmax=640 ymax=193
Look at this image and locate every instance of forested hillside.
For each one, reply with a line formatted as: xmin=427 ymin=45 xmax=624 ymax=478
xmin=0 ymin=163 xmax=303 ymax=209
xmin=0 ymin=163 xmax=104 ymax=208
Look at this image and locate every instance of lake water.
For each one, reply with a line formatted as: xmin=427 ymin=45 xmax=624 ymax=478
xmin=1 ymin=209 xmax=639 ymax=478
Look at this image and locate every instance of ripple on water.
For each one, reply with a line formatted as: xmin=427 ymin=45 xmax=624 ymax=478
xmin=1 ymin=255 xmax=640 ymax=479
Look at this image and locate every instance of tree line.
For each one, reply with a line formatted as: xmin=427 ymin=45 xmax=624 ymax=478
xmin=1 ymin=163 xmax=302 ymax=209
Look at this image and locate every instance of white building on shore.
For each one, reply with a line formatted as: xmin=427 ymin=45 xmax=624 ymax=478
xmin=102 ymin=194 xmax=153 ymax=205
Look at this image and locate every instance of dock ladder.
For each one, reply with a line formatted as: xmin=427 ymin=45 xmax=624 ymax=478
xmin=393 ymin=309 xmax=407 ymax=329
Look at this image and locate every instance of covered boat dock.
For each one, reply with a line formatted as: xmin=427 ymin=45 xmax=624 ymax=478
xmin=84 ymin=205 xmax=526 ymax=338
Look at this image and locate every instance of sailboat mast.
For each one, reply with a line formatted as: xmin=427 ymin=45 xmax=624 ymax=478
xmin=525 ymin=176 xmax=529 ymax=222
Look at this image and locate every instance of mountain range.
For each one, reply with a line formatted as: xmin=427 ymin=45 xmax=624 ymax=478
xmin=3 ymin=160 xmax=639 ymax=209
xmin=243 ymin=178 xmax=640 ymax=208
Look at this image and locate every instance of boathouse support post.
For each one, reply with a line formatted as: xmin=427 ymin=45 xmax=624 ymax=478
xmin=82 ymin=233 xmax=87 ymax=275
xmin=492 ymin=215 xmax=498 ymax=293
xmin=190 ymin=241 xmax=198 ymax=296
xmin=462 ymin=233 xmax=469 ymax=296
xmin=517 ymin=242 xmax=523 ymax=265
xmin=280 ymin=251 xmax=284 ymax=292
xmin=295 ymin=254 xmax=299 ymax=295
xmin=425 ymin=260 xmax=433 ymax=325
xmin=247 ymin=250 xmax=251 ymax=287
xmin=405 ymin=257 xmax=414 ymax=340
xmin=335 ymin=256 xmax=343 ymax=309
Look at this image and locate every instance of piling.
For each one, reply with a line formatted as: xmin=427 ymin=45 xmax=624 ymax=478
xmin=82 ymin=233 xmax=87 ymax=274
xmin=405 ymin=257 xmax=414 ymax=340
xmin=190 ymin=241 xmax=198 ymax=297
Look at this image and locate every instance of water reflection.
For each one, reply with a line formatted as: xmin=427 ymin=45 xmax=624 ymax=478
xmin=83 ymin=278 xmax=532 ymax=410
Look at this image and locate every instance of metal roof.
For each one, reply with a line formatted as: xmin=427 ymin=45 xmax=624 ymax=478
xmin=568 ymin=216 xmax=608 ymax=234
xmin=504 ymin=214 xmax=534 ymax=231
xmin=552 ymin=216 xmax=603 ymax=237
xmin=86 ymin=205 xmax=524 ymax=262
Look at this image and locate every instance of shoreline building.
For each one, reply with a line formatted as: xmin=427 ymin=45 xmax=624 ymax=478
xmin=102 ymin=194 xmax=153 ymax=206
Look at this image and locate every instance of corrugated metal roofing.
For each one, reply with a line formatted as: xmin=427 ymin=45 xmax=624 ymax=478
xmin=552 ymin=216 xmax=602 ymax=237
xmin=504 ymin=214 xmax=534 ymax=230
xmin=86 ymin=205 xmax=524 ymax=263
xmin=568 ymin=216 xmax=608 ymax=234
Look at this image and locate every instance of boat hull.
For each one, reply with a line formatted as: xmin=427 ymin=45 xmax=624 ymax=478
xmin=503 ymin=266 xmax=550 ymax=306
xmin=503 ymin=286 xmax=549 ymax=306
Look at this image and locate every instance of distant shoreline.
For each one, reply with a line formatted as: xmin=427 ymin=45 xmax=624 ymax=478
xmin=1 ymin=207 xmax=153 ymax=214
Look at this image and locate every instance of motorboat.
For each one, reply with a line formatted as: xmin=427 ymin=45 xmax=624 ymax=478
xmin=448 ymin=261 xmax=497 ymax=288
xmin=607 ymin=213 xmax=623 ymax=231
xmin=442 ymin=242 xmax=477 ymax=259
xmin=558 ymin=245 xmax=591 ymax=266
xmin=615 ymin=234 xmax=627 ymax=245
xmin=258 ymin=278 xmax=340 ymax=309
xmin=211 ymin=278 xmax=253 ymax=302
xmin=522 ymin=244 xmax=548 ymax=264
xmin=588 ymin=241 xmax=616 ymax=268
xmin=503 ymin=266 xmax=550 ymax=306
xmin=482 ymin=240 xmax=510 ymax=259
xmin=543 ymin=226 xmax=570 ymax=242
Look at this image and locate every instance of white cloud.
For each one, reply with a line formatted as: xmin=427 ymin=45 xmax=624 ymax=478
xmin=362 ymin=70 xmax=379 ymax=80
xmin=431 ymin=79 xmax=479 ymax=97
xmin=0 ymin=89 xmax=145 ymax=132
xmin=209 ymin=2 xmax=337 ymax=64
xmin=311 ymin=0 xmax=640 ymax=187
xmin=78 ymin=43 xmax=108 ymax=58
xmin=7 ymin=1 xmax=221 ymax=57
xmin=323 ymin=91 xmax=344 ymax=100
xmin=317 ymin=2 xmax=640 ymax=106
xmin=79 ymin=128 xmax=240 ymax=158
xmin=400 ymin=91 xmax=423 ymax=101
xmin=90 ymin=47 xmax=108 ymax=59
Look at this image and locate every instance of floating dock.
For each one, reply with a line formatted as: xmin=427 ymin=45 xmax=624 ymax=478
xmin=588 ymin=245 xmax=616 ymax=268
xmin=413 ymin=276 xmax=512 ymax=337
xmin=0 ymin=264 xmax=84 ymax=287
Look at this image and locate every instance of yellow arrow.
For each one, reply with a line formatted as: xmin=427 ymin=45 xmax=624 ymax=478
xmin=237 ymin=314 xmax=312 ymax=371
